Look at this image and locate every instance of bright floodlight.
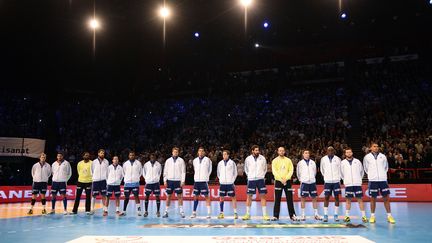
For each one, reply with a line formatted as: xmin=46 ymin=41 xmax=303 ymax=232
xmin=194 ymin=32 xmax=200 ymax=38
xmin=240 ymin=0 xmax=252 ymax=7
xmin=263 ymin=22 xmax=269 ymax=28
xmin=159 ymin=7 xmax=170 ymax=18
xmin=340 ymin=12 xmax=347 ymax=19
xmin=255 ymin=43 xmax=260 ymax=48
xmin=89 ymin=19 xmax=99 ymax=29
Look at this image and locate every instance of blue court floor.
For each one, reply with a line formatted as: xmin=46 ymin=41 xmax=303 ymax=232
xmin=1 ymin=200 xmax=432 ymax=242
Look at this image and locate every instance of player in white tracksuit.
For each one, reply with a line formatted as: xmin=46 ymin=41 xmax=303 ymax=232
xmin=297 ymin=149 xmax=321 ymax=221
xmin=143 ymin=154 xmax=162 ymax=217
xmin=242 ymin=145 xmax=270 ymax=221
xmin=162 ymin=147 xmax=186 ymax=218
xmin=106 ymin=156 xmax=124 ymax=215
xmin=90 ymin=149 xmax=109 ymax=215
xmin=190 ymin=147 xmax=213 ymax=219
xmin=217 ymin=150 xmax=238 ymax=219
xmin=320 ymin=146 xmax=342 ymax=222
xmin=28 ymin=153 xmax=51 ymax=215
xmin=340 ymin=147 xmax=367 ymax=223
xmin=363 ymin=143 xmax=395 ymax=224
xmin=120 ymin=151 xmax=143 ymax=216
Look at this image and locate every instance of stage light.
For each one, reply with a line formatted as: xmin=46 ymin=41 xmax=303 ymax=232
xmin=340 ymin=12 xmax=347 ymax=19
xmin=159 ymin=6 xmax=170 ymax=18
xmin=263 ymin=22 xmax=269 ymax=28
xmin=430 ymin=0 xmax=432 ymax=5
xmin=240 ymin=0 xmax=252 ymax=7
xmin=255 ymin=43 xmax=260 ymax=48
xmin=194 ymin=32 xmax=200 ymax=38
xmin=89 ymin=18 xmax=100 ymax=29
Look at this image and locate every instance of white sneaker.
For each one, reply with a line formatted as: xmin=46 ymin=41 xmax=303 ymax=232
xmin=180 ymin=211 xmax=185 ymax=218
xmin=206 ymin=215 xmax=211 ymax=219
xmin=190 ymin=212 xmax=197 ymax=219
xmin=63 ymin=211 xmax=69 ymax=215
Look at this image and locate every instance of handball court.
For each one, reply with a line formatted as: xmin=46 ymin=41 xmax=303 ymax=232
xmin=1 ymin=200 xmax=432 ymax=243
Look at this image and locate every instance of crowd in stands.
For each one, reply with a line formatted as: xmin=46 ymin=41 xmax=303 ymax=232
xmin=0 ymin=57 xmax=431 ymax=185
xmin=357 ymin=59 xmax=432 ymax=179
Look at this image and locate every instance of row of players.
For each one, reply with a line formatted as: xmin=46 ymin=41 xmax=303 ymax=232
xmin=28 ymin=144 xmax=395 ymax=224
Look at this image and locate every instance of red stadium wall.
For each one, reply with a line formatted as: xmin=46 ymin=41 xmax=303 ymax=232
xmin=1 ymin=184 xmax=431 ymax=203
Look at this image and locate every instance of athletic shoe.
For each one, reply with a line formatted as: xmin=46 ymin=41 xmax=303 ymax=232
xmin=63 ymin=211 xmax=69 ymax=215
xmin=263 ymin=214 xmax=270 ymax=221
xmin=343 ymin=216 xmax=351 ymax=223
xmin=119 ymin=212 xmax=126 ymax=216
xmin=180 ymin=212 xmax=185 ymax=218
xmin=362 ymin=216 xmax=368 ymax=223
xmin=217 ymin=213 xmax=224 ymax=219
xmin=299 ymin=215 xmax=306 ymax=221
xmin=234 ymin=213 xmax=238 ymax=219
xmin=323 ymin=215 xmax=328 ymax=222
xmin=88 ymin=211 xmax=95 ymax=215
xmin=86 ymin=211 xmax=92 ymax=216
xmin=334 ymin=215 xmax=339 ymax=222
xmin=116 ymin=211 xmax=121 ymax=215
xmin=290 ymin=215 xmax=300 ymax=222
xmin=48 ymin=210 xmax=55 ymax=215
xmin=387 ymin=215 xmax=396 ymax=224
xmin=137 ymin=211 xmax=142 ymax=217
xmin=41 ymin=209 xmax=47 ymax=215
xmin=314 ymin=214 xmax=323 ymax=221
xmin=156 ymin=211 xmax=161 ymax=217
xmin=143 ymin=211 xmax=148 ymax=217
xmin=270 ymin=217 xmax=279 ymax=221
xmin=103 ymin=211 xmax=108 ymax=217
xmin=369 ymin=215 xmax=376 ymax=223
xmin=71 ymin=211 xmax=78 ymax=215
xmin=190 ymin=212 xmax=197 ymax=219
xmin=27 ymin=209 xmax=33 ymax=215
xmin=242 ymin=213 xmax=251 ymax=220
xmin=162 ymin=212 xmax=168 ymax=218
xmin=206 ymin=215 xmax=211 ymax=219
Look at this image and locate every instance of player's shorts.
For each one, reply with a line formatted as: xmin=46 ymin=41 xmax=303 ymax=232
xmin=193 ymin=182 xmax=209 ymax=196
xmin=145 ymin=182 xmax=161 ymax=196
xmin=51 ymin=182 xmax=67 ymax=195
xmin=106 ymin=185 xmax=121 ymax=198
xmin=166 ymin=180 xmax=182 ymax=195
xmin=324 ymin=182 xmax=341 ymax=196
xmin=247 ymin=179 xmax=267 ymax=195
xmin=219 ymin=184 xmax=236 ymax=197
xmin=32 ymin=182 xmax=47 ymax=195
xmin=92 ymin=180 xmax=107 ymax=196
xmin=345 ymin=186 xmax=363 ymax=198
xmin=368 ymin=181 xmax=390 ymax=198
xmin=124 ymin=186 xmax=139 ymax=197
xmin=300 ymin=183 xmax=317 ymax=198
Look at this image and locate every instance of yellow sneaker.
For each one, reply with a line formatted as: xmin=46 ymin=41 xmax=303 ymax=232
xmin=343 ymin=216 xmax=350 ymax=223
xmin=263 ymin=214 xmax=270 ymax=221
xmin=387 ymin=215 xmax=396 ymax=224
xmin=217 ymin=212 xmax=224 ymax=219
xmin=242 ymin=213 xmax=251 ymax=220
xmin=362 ymin=216 xmax=368 ymax=223
xmin=369 ymin=215 xmax=376 ymax=223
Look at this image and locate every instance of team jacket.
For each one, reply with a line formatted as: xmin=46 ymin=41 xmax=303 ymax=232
xmin=341 ymin=158 xmax=364 ymax=187
xmin=296 ymin=159 xmax=317 ymax=184
xmin=320 ymin=155 xmax=342 ymax=183
xmin=193 ymin=156 xmax=212 ymax=182
xmin=163 ymin=157 xmax=186 ymax=183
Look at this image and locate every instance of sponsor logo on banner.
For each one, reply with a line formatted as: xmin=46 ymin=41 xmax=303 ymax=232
xmin=0 ymin=184 xmax=431 ymax=203
xmin=0 ymin=137 xmax=46 ymax=158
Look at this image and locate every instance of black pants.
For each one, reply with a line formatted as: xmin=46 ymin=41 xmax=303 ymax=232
xmin=273 ymin=180 xmax=296 ymax=218
xmin=72 ymin=182 xmax=92 ymax=213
